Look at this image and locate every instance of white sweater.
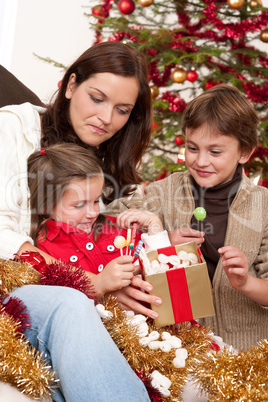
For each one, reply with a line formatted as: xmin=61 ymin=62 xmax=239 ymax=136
xmin=0 ymin=103 xmax=44 ymax=259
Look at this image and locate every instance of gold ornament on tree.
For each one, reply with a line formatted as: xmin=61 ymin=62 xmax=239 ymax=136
xmin=249 ymin=0 xmax=262 ymax=9
xmin=260 ymin=28 xmax=268 ymax=43
xmin=171 ymin=66 xmax=187 ymax=84
xmin=227 ymin=0 xmax=245 ymax=9
xmin=150 ymin=85 xmax=159 ymax=99
xmin=138 ymin=0 xmax=154 ymax=6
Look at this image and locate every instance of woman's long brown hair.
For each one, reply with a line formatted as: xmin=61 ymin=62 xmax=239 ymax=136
xmin=41 ymin=41 xmax=153 ymax=203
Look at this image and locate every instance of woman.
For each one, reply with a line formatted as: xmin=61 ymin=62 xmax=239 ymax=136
xmin=0 ymin=41 xmax=152 ymax=401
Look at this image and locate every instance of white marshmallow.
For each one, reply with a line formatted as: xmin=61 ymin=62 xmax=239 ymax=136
xmin=175 ymin=348 xmax=188 ymax=359
xmin=169 ymin=336 xmax=182 ymax=349
xmin=177 ymin=250 xmax=188 ymax=261
xmin=169 ymin=255 xmax=180 ymax=265
xmin=173 ymin=357 xmax=186 ymax=368
xmin=182 ymin=259 xmax=190 ymax=267
xmin=158 ymin=263 xmax=169 ymax=273
xmin=159 ymin=341 xmax=172 ymax=352
xmin=188 ymin=253 xmax=198 ymax=264
xmin=158 ymin=254 xmax=169 ymax=264
xmin=151 ymin=259 xmax=160 ymax=271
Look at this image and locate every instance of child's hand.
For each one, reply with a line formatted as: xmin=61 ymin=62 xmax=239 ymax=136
xmin=117 ymin=209 xmax=164 ymax=235
xmin=169 ymin=228 xmax=205 ymax=246
xmin=98 ymin=255 xmax=135 ymax=295
xmin=218 ymin=246 xmax=249 ymax=290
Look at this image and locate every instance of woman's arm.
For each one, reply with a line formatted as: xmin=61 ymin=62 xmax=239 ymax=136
xmin=0 ymin=105 xmax=41 ymax=259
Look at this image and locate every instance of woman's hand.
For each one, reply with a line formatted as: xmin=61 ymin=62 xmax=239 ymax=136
xmin=117 ymin=208 xmax=163 ymax=235
xmin=169 ymin=228 xmax=205 ymax=246
xmin=109 ymin=275 xmax=162 ymax=320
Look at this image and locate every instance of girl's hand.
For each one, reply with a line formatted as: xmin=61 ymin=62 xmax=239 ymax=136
xmin=117 ymin=209 xmax=163 ymax=235
xmin=109 ymin=275 xmax=162 ymax=320
xmin=218 ymin=246 xmax=249 ymax=290
xmin=96 ymin=255 xmax=135 ymax=296
xmin=169 ymin=228 xmax=205 ymax=246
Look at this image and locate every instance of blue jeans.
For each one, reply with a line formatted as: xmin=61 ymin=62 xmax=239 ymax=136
xmin=11 ymin=285 xmax=150 ymax=402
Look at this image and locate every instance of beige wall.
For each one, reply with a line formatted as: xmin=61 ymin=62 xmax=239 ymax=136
xmin=9 ymin=0 xmax=94 ymax=102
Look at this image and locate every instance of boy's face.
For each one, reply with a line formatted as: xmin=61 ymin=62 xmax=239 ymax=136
xmin=51 ymin=176 xmax=104 ymax=234
xmin=185 ymin=125 xmax=251 ymax=188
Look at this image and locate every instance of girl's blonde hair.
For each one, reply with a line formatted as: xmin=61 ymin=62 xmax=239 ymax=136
xmin=27 ymin=143 xmax=103 ymax=243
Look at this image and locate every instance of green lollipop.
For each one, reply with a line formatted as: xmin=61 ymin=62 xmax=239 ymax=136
xmin=194 ymin=207 xmax=206 ymax=221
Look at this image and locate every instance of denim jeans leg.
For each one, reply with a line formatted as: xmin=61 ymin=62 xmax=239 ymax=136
xmin=11 ymin=285 xmax=150 ymax=402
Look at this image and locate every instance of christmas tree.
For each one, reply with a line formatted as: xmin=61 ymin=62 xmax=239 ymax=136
xmin=87 ymin=0 xmax=268 ymax=186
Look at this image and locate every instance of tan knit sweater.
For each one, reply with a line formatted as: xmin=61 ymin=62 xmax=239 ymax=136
xmin=107 ymin=170 xmax=268 ymax=351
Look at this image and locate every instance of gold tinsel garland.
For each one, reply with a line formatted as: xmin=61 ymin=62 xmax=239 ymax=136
xmin=1 ymin=258 xmax=268 ymax=401
xmin=102 ymin=296 xmax=215 ymax=401
xmin=188 ymin=339 xmax=268 ymax=401
xmin=0 ymin=259 xmax=56 ymax=400
xmin=0 ymin=304 xmax=56 ymax=399
xmin=0 ymin=258 xmax=40 ymax=294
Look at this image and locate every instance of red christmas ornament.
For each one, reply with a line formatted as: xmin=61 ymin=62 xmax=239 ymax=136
xmin=205 ymin=82 xmax=213 ymax=89
xmin=92 ymin=5 xmax=105 ymax=18
xmin=58 ymin=80 xmax=62 ymax=88
xmin=118 ymin=0 xmax=135 ymax=14
xmin=152 ymin=122 xmax=158 ymax=131
xmin=186 ymin=68 xmax=198 ymax=82
xmin=175 ymin=136 xmax=185 ymax=146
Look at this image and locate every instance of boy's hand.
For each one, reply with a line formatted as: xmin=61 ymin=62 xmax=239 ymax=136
xmin=117 ymin=208 xmax=164 ymax=235
xmin=169 ymin=228 xmax=205 ymax=246
xmin=218 ymin=246 xmax=249 ymax=290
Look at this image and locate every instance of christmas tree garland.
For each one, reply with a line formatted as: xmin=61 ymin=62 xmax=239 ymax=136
xmin=0 ymin=258 xmax=268 ymax=401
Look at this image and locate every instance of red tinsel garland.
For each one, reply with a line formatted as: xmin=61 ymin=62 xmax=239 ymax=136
xmin=0 ymin=295 xmax=30 ymax=333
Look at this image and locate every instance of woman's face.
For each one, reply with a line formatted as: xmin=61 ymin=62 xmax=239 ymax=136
xmin=65 ymin=72 xmax=139 ymax=147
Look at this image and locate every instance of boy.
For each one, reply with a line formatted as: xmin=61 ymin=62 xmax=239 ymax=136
xmin=110 ymin=84 xmax=268 ymax=351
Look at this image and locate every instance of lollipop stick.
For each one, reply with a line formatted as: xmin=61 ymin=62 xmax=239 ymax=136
xmin=129 ymin=223 xmax=137 ymax=256
xmin=126 ymin=228 xmax=131 ymax=255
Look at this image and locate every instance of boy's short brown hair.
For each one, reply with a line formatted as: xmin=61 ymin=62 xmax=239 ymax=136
xmin=181 ymin=84 xmax=259 ymax=153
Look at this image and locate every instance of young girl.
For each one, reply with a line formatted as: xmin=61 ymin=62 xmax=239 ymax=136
xmin=27 ymin=143 xmax=169 ymax=300
xmin=110 ymin=84 xmax=268 ymax=351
